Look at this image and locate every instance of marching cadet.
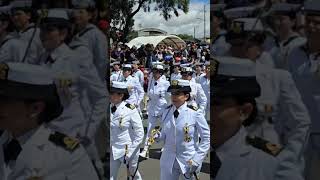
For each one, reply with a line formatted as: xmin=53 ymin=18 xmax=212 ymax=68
xmin=110 ymin=60 xmax=122 ymax=82
xmin=170 ymin=61 xmax=182 ymax=81
xmin=154 ymin=79 xmax=210 ymax=180
xmin=211 ymin=3 xmax=230 ymax=56
xmin=140 ymin=64 xmax=170 ymax=158
xmin=213 ymin=57 xmax=279 ymax=180
xmin=132 ymin=60 xmax=144 ymax=87
xmin=198 ymin=61 xmax=210 ymax=121
xmin=37 ymin=9 xmax=107 ymax=176
xmin=0 ymin=6 xmax=27 ymax=63
xmin=71 ymin=0 xmax=107 ymax=82
xmin=225 ymin=17 xmax=310 ymax=179
xmin=10 ymin=0 xmax=44 ymax=64
xmin=120 ymin=64 xmax=145 ymax=110
xmin=0 ymin=62 xmax=99 ymax=179
xmin=110 ymin=81 xmax=144 ymax=180
xmin=288 ymin=1 xmax=320 ymax=179
xmin=268 ymin=3 xmax=307 ymax=69
xmin=181 ymin=66 xmax=207 ymax=114
xmin=192 ymin=62 xmax=205 ymax=83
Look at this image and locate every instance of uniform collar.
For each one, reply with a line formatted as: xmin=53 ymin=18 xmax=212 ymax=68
xmin=173 ymin=102 xmax=187 ymax=112
xmin=113 ymin=101 xmax=126 ymax=108
xmin=216 ymin=127 xmax=251 ymax=161
xmin=50 ymin=43 xmax=71 ymax=60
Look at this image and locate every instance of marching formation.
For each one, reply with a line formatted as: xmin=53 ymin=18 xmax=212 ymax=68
xmin=212 ymin=0 xmax=319 ymax=180
xmin=110 ymin=42 xmax=211 ymax=179
xmin=0 ymin=0 xmax=108 ymax=179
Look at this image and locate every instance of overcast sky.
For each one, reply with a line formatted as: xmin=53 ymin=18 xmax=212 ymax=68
xmin=133 ymin=0 xmax=210 ymax=39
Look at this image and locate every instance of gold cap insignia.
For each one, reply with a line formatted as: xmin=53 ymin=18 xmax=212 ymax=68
xmin=171 ymin=80 xmax=179 ymax=86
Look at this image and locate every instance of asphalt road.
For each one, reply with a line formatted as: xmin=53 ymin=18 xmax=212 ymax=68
xmin=117 ymin=118 xmax=210 ymax=180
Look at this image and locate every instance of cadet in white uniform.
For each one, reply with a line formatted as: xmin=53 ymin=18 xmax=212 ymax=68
xmin=223 ymin=17 xmax=310 ymax=180
xmin=10 ymin=1 xmax=44 ymax=64
xmin=181 ymin=67 xmax=207 ymax=114
xmin=38 ymin=9 xmax=107 ymax=175
xmin=0 ymin=62 xmax=99 ymax=180
xmin=140 ymin=64 xmax=170 ymax=158
xmin=192 ymin=62 xmax=205 ymax=83
xmin=170 ymin=62 xmax=182 ymax=81
xmin=198 ymin=61 xmax=210 ymax=121
xmin=154 ymin=79 xmax=210 ymax=180
xmin=110 ymin=61 xmax=123 ymax=82
xmin=0 ymin=7 xmax=27 ymax=63
xmin=71 ymin=0 xmax=107 ymax=81
xmin=120 ymin=64 xmax=145 ymax=109
xmin=110 ymin=81 xmax=144 ymax=180
xmin=268 ymin=3 xmax=307 ymax=70
xmin=212 ymin=57 xmax=279 ymax=180
xmin=211 ymin=4 xmax=230 ymax=56
xmin=132 ymin=60 xmax=144 ymax=86
xmin=289 ymin=2 xmax=320 ymax=179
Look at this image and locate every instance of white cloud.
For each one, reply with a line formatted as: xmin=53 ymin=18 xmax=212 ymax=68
xmin=133 ymin=2 xmax=210 ymax=39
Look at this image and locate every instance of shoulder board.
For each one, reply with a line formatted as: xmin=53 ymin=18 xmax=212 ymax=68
xmin=187 ymin=105 xmax=198 ymax=111
xmin=49 ymin=132 xmax=80 ymax=152
xmin=166 ymin=104 xmax=173 ymax=109
xmin=125 ymin=103 xmax=136 ymax=110
xmin=246 ymin=136 xmax=282 ymax=156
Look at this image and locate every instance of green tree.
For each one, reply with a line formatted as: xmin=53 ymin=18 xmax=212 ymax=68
xmin=176 ymin=34 xmax=194 ymax=41
xmin=108 ymin=0 xmax=190 ymax=43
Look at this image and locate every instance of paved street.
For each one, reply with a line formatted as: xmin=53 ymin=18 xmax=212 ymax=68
xmin=117 ymin=118 xmax=210 ymax=180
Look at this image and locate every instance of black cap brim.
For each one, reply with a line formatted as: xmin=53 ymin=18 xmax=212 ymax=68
xmin=212 ymin=75 xmax=261 ymax=98
xmin=110 ymin=87 xmax=129 ymax=95
xmin=0 ymin=80 xmax=63 ymax=120
xmin=167 ymin=86 xmax=191 ymax=93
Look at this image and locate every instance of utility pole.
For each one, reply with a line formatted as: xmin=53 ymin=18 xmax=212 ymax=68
xmin=204 ymin=4 xmax=206 ymax=42
xmin=194 ymin=26 xmax=196 ymax=39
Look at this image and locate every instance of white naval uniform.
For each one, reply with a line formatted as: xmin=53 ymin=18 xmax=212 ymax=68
xmin=188 ymin=80 xmax=207 ymax=114
xmin=198 ymin=74 xmax=210 ymax=120
xmin=0 ymin=125 xmax=99 ymax=180
xmin=158 ymin=103 xmax=210 ymax=180
xmin=0 ymin=34 xmax=27 ymax=63
xmin=15 ymin=23 xmax=44 ymax=64
xmin=132 ymin=68 xmax=144 ymax=86
xmin=72 ymin=23 xmax=107 ymax=81
xmin=110 ymin=70 xmax=123 ymax=82
xmin=249 ymin=61 xmax=311 ymax=179
xmin=121 ymin=75 xmax=145 ymax=107
xmin=68 ymin=38 xmax=107 ymax=165
xmin=110 ymin=101 xmax=144 ymax=180
xmin=38 ymin=43 xmax=107 ymax=140
xmin=170 ymin=72 xmax=182 ymax=81
xmin=192 ymin=72 xmax=205 ymax=83
xmin=256 ymin=51 xmax=275 ymax=68
xmin=270 ymin=33 xmax=307 ymax=70
xmin=144 ymin=77 xmax=170 ymax=145
xmin=216 ymin=127 xmax=277 ymax=180
xmin=289 ymin=52 xmax=320 ymax=180
xmin=211 ymin=30 xmax=231 ymax=56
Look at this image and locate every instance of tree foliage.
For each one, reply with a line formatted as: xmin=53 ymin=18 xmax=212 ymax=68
xmin=108 ymin=0 xmax=190 ymax=43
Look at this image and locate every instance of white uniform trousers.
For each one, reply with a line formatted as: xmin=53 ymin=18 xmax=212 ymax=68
xmin=110 ymin=148 xmax=142 ymax=180
xmin=160 ymin=159 xmax=201 ymax=180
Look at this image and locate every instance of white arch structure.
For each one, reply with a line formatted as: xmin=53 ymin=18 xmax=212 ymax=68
xmin=126 ymin=35 xmax=186 ymax=49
